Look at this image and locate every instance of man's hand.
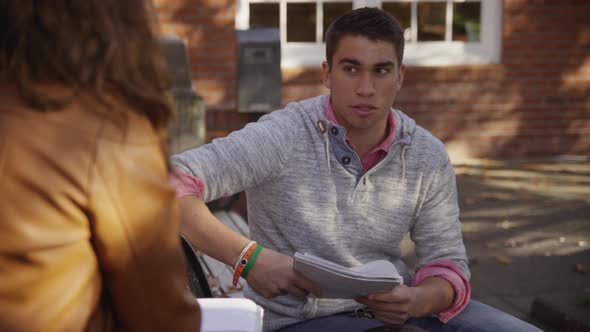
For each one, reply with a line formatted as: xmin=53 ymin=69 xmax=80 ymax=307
xmin=356 ymin=277 xmax=454 ymax=325
xmin=176 ymin=196 xmax=317 ymax=299
xmin=246 ymin=248 xmax=318 ymax=299
xmin=355 ymin=285 xmax=420 ymax=325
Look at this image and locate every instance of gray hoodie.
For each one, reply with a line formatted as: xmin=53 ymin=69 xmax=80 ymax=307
xmin=171 ymin=95 xmax=469 ymax=331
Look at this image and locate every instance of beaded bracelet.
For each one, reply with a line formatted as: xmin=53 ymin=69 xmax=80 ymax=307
xmin=232 ymin=241 xmax=257 ymax=287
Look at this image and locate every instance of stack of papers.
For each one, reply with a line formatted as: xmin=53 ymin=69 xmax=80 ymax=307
xmin=293 ymin=252 xmax=403 ymax=299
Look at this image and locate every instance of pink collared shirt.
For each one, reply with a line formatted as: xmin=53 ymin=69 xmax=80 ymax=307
xmin=325 ymin=98 xmax=396 ymax=172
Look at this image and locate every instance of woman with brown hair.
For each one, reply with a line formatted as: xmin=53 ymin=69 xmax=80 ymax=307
xmin=0 ymin=1 xmax=201 ymax=331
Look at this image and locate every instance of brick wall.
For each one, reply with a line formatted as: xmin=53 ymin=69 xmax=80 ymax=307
xmin=155 ymin=0 xmax=238 ymax=108
xmin=156 ymin=0 xmax=590 ymax=159
xmin=398 ymin=0 xmax=590 ymax=159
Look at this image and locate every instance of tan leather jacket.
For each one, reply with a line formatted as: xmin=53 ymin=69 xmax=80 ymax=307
xmin=0 ymin=85 xmax=201 ymax=331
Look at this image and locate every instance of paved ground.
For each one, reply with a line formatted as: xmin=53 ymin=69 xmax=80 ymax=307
xmin=450 ymin=158 xmax=590 ymax=331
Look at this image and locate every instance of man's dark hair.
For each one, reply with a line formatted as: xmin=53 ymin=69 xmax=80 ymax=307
xmin=325 ymin=7 xmax=405 ymax=68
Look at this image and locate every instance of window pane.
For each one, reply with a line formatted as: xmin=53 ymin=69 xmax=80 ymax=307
xmin=453 ymin=2 xmax=481 ymax=42
xmin=250 ymin=3 xmax=280 ymax=28
xmin=287 ymin=3 xmax=316 ymax=42
xmin=323 ymin=2 xmax=353 ymax=41
xmin=417 ymin=2 xmax=446 ymax=41
xmin=382 ymin=2 xmax=412 ymax=41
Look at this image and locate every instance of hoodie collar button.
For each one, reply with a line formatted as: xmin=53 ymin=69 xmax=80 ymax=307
xmin=331 ymin=127 xmax=339 ymax=136
xmin=317 ymin=120 xmax=327 ymax=134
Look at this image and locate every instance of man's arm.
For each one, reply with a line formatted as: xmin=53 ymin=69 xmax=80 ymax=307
xmin=172 ymin=108 xmax=317 ymax=298
xmin=171 ymin=108 xmax=300 ymax=203
xmin=412 ymin=277 xmax=455 ymax=316
xmin=178 ymin=195 xmax=250 ymax=266
xmin=178 ymin=195 xmax=317 ymax=298
xmin=358 ymin=151 xmax=470 ymax=325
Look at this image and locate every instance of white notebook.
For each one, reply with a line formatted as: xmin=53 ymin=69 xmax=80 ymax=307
xmin=293 ymin=252 xmax=403 ymax=299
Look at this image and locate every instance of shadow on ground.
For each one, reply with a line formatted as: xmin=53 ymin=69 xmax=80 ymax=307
xmin=456 ymin=161 xmax=590 ymax=331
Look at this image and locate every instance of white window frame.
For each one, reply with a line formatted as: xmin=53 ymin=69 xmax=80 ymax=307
xmin=236 ymin=0 xmax=502 ymax=68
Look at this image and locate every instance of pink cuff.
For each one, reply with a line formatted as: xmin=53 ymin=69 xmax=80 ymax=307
xmin=169 ymin=170 xmax=205 ymax=199
xmin=412 ymin=259 xmax=471 ymax=323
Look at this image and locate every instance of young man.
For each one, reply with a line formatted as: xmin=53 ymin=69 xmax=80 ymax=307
xmin=171 ymin=7 xmax=541 ymax=332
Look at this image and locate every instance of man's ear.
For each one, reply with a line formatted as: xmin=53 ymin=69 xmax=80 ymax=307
xmin=322 ymin=61 xmax=331 ymax=90
xmin=396 ymin=64 xmax=406 ymax=91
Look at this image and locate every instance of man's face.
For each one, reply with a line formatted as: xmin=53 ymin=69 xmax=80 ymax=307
xmin=322 ymin=35 xmax=404 ymax=135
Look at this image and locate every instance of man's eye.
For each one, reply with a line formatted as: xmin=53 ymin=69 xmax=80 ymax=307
xmin=344 ymin=66 xmax=358 ymax=73
xmin=376 ymin=67 xmax=391 ymax=75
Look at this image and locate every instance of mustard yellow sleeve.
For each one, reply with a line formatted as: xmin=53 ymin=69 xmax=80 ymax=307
xmin=88 ymin=119 xmax=200 ymax=331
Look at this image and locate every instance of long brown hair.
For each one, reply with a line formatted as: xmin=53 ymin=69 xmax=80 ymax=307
xmin=0 ymin=0 xmax=172 ymax=130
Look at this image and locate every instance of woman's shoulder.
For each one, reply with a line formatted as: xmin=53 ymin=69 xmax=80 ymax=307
xmin=0 ymin=83 xmax=161 ymax=145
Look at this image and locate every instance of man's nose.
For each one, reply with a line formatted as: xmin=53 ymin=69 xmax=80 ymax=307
xmin=355 ymin=73 xmax=376 ymax=97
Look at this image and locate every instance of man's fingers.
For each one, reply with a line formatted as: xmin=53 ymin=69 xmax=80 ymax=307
xmin=293 ymin=272 xmax=320 ymax=295
xmin=366 ymin=302 xmax=408 ymax=314
xmin=288 ymin=285 xmax=309 ymax=298
xmin=367 ymin=291 xmax=404 ymax=302
xmin=356 ymin=297 xmax=408 ymax=311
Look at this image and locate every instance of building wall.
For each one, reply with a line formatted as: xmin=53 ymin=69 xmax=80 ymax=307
xmin=155 ymin=0 xmax=590 ymax=159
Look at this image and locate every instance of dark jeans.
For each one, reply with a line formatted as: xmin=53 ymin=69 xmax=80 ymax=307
xmin=277 ymin=300 xmax=543 ymax=332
